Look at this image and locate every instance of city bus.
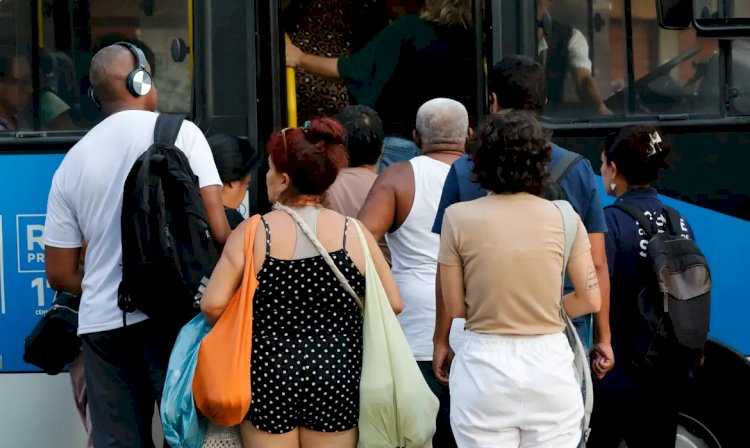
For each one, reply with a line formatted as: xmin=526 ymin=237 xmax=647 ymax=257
xmin=0 ymin=0 xmax=747 ymax=446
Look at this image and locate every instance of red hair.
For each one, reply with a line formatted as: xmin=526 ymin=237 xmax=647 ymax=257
xmin=267 ymin=118 xmax=349 ymax=195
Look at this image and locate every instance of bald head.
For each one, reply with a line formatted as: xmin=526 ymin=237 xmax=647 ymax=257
xmin=89 ymin=44 xmax=152 ymax=105
xmin=415 ymin=98 xmax=469 ymax=147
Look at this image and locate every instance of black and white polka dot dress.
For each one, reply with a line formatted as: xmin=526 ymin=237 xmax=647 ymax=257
xmin=246 ymin=217 xmax=365 ymax=434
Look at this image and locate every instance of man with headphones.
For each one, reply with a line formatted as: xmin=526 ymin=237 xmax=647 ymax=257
xmin=43 ymin=43 xmax=231 ymax=447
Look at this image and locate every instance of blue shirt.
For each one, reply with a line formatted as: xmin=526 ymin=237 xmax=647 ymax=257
xmin=599 ymin=188 xmax=695 ymax=390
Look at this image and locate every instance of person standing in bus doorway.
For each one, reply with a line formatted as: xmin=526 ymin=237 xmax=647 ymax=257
xmin=0 ymin=45 xmax=32 ymax=131
xmin=535 ymin=0 xmax=612 ymax=116
xmin=285 ymin=0 xmax=477 ymax=173
xmin=358 ymin=98 xmax=471 ymax=448
xmin=43 ymin=43 xmax=230 ymax=448
xmin=282 ymin=0 xmax=388 ymax=121
xmin=432 ymin=56 xmax=615 ymax=386
xmin=587 ymin=127 xmax=694 ymax=448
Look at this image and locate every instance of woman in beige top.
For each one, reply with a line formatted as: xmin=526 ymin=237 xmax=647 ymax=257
xmin=437 ymin=111 xmax=601 ymax=447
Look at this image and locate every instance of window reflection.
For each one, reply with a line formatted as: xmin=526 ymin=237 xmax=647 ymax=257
xmin=0 ymin=45 xmax=33 ymax=131
xmin=0 ymin=0 xmax=192 ymax=133
xmin=730 ymin=40 xmax=750 ymax=115
xmin=538 ymin=0 xmax=614 ymax=118
xmin=541 ymin=0 xmax=721 ymax=120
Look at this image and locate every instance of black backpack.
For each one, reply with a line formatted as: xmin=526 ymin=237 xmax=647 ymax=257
xmin=118 ymin=114 xmax=219 ymax=327
xmin=613 ymin=203 xmax=711 ymax=369
xmin=541 ymin=149 xmax=584 ymax=201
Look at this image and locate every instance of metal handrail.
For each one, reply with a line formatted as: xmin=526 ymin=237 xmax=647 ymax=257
xmin=285 ymin=34 xmax=298 ymax=127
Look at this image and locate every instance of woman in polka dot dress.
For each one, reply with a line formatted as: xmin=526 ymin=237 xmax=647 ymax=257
xmin=201 ymin=118 xmax=403 ymax=448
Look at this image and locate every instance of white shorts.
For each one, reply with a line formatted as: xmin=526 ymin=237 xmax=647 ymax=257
xmin=449 ymin=331 xmax=583 ymax=448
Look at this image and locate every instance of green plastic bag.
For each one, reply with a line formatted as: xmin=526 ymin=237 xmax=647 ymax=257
xmin=351 ymin=221 xmax=439 ymax=448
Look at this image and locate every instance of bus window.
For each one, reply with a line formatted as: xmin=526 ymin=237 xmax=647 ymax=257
xmin=539 ymin=0 xmax=720 ymax=120
xmin=537 ymin=0 xmax=620 ymax=119
xmin=2 ymin=0 xmax=193 ymax=133
xmin=624 ymin=2 xmax=719 ymax=116
xmin=731 ymin=40 xmax=750 ymax=115
xmin=0 ymin=1 xmax=32 ymax=132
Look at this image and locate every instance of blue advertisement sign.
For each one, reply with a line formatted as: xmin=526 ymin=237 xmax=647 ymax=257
xmin=0 ymin=154 xmax=64 ymax=372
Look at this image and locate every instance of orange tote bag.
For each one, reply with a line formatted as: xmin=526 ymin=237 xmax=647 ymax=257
xmin=193 ymin=215 xmax=260 ymax=426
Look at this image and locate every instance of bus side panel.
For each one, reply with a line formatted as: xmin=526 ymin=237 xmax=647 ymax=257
xmin=0 ymin=373 xmax=88 ymax=447
xmin=0 ymin=153 xmax=65 ymax=373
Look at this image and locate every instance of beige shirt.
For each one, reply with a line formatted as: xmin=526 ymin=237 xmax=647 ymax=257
xmin=438 ymin=193 xmax=590 ymax=335
xmin=326 ymin=167 xmax=378 ymax=217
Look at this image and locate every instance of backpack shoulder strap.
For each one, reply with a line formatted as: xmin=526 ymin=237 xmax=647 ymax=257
xmin=612 ymin=202 xmax=656 ymax=238
xmin=153 ymin=113 xmax=186 ymax=147
xmin=663 ymin=206 xmax=684 ymax=236
xmin=549 ymin=149 xmax=584 ymax=183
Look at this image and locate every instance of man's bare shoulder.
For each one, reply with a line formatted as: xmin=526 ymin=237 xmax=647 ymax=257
xmin=376 ymin=161 xmax=414 ymax=187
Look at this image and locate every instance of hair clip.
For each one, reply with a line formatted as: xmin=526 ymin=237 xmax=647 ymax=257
xmin=303 ymin=120 xmax=311 ymax=132
xmin=646 ymin=131 xmax=662 ymax=157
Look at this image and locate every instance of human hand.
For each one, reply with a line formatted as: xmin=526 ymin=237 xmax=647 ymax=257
xmin=433 ymin=342 xmax=455 ymax=386
xmin=591 ymin=342 xmax=615 ymax=380
xmin=285 ymin=41 xmax=303 ymax=68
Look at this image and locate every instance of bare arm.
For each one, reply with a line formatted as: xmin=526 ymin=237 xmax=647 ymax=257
xmin=433 ymin=268 xmax=455 ymax=384
xmin=357 ymin=174 xmax=397 ymax=242
xmin=200 ymin=221 xmax=246 ymax=324
xmin=45 ymin=246 xmax=84 ymax=294
xmin=433 ymin=269 xmax=453 ymax=346
xmin=286 ymin=41 xmax=340 ymax=79
xmin=589 ymin=233 xmax=611 ymax=344
xmin=355 ymin=219 xmax=403 ymax=314
xmin=589 ymin=232 xmax=615 ymax=378
xmin=200 ymin=185 xmax=231 ymax=246
xmin=563 ymin=249 xmax=602 ymax=318
xmin=572 ymin=68 xmax=612 ymax=115
xmin=440 ymin=264 xmax=466 ymax=320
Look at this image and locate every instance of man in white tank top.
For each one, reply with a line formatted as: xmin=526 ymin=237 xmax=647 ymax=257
xmin=358 ymin=98 xmax=471 ymax=447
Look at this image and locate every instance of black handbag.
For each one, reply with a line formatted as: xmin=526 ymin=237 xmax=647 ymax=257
xmin=23 ymin=291 xmax=81 ymax=375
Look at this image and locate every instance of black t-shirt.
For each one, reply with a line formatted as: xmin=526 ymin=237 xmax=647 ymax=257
xmin=338 ymin=14 xmax=477 ymax=138
xmin=225 ymin=207 xmax=245 ymax=230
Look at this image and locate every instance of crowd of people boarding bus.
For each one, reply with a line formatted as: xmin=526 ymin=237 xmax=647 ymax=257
xmin=41 ymin=2 xmax=696 ymax=447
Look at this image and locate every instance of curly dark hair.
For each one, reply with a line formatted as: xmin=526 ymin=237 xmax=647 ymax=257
xmin=471 ymin=110 xmax=552 ymax=195
xmin=603 ymin=125 xmax=671 ymax=186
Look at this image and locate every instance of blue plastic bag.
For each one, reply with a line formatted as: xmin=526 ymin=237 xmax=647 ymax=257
xmin=161 ymin=314 xmax=211 ymax=448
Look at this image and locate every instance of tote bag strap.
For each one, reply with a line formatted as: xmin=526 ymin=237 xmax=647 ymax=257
xmin=552 ymin=200 xmax=594 ymax=442
xmin=272 ymin=203 xmax=364 ymax=311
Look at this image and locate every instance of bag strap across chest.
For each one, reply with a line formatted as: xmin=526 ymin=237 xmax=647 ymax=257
xmin=272 ymin=203 xmax=364 ymax=311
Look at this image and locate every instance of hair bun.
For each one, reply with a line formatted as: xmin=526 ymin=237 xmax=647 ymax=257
xmin=304 ymin=117 xmax=345 ymax=146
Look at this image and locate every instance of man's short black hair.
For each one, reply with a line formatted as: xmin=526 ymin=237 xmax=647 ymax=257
xmin=335 ymin=105 xmax=384 ymax=167
xmin=488 ymin=55 xmax=546 ymax=114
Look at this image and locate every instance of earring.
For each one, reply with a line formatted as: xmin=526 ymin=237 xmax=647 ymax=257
xmin=609 ymin=180 xmax=617 ymax=193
